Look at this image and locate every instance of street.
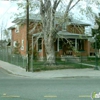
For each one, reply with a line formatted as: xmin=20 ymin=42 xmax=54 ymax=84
xmin=0 ymin=67 xmax=100 ymax=100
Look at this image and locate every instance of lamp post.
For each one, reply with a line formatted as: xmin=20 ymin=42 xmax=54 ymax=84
xmin=94 ymin=35 xmax=99 ymax=70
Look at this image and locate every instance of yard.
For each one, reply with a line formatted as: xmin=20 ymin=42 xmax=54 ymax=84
xmin=0 ymin=48 xmax=99 ymax=71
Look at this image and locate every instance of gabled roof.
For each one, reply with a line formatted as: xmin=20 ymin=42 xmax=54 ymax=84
xmin=8 ymin=25 xmax=15 ymax=30
xmin=69 ymin=19 xmax=91 ymax=26
xmin=11 ymin=13 xmax=91 ymax=26
xmin=12 ymin=14 xmax=41 ymax=24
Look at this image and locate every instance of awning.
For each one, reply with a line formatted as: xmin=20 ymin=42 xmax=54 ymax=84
xmin=57 ymin=31 xmax=92 ymax=39
xmin=32 ymin=31 xmax=92 ymax=39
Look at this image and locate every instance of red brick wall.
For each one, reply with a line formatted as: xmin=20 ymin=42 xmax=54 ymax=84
xmin=67 ymin=25 xmax=85 ymax=34
xmin=11 ymin=22 xmax=90 ymax=59
xmin=84 ymin=40 xmax=90 ymax=56
xmin=12 ymin=22 xmax=42 ymax=56
xmin=20 ymin=24 xmax=27 ymax=55
xmin=12 ymin=24 xmax=27 ymax=55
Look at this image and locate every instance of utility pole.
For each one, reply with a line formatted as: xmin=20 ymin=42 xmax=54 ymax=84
xmin=26 ymin=0 xmax=30 ymax=71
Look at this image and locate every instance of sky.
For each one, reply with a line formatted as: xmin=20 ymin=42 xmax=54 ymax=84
xmin=0 ymin=0 xmax=100 ymax=34
xmin=0 ymin=1 xmax=99 ymax=24
xmin=0 ymin=1 xmax=19 ymax=28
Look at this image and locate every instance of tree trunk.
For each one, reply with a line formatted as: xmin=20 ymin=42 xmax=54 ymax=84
xmin=40 ymin=0 xmax=63 ymax=64
xmin=40 ymin=1 xmax=56 ymax=64
xmin=43 ymin=10 xmax=56 ymax=64
xmin=44 ymin=34 xmax=55 ymax=64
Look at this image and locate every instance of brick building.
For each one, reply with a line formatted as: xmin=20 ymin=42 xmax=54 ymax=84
xmin=8 ymin=14 xmax=92 ymax=60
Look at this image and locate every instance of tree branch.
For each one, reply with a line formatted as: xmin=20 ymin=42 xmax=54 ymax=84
xmin=53 ymin=0 xmax=61 ymax=13
xmin=40 ymin=0 xmax=45 ymax=15
xmin=45 ymin=0 xmax=51 ymax=12
xmin=65 ymin=0 xmax=73 ymax=16
xmin=69 ymin=0 xmax=81 ymax=11
xmin=29 ymin=23 xmax=38 ymax=35
xmin=63 ymin=0 xmax=73 ymax=22
xmin=64 ymin=0 xmax=81 ymax=22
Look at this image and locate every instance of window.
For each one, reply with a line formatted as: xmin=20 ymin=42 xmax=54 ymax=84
xmin=70 ymin=39 xmax=75 ymax=48
xmin=38 ymin=38 xmax=42 ymax=51
xmin=15 ymin=25 xmax=19 ymax=33
xmin=13 ymin=41 xmax=17 ymax=47
xmin=54 ymin=40 xmax=57 ymax=51
xmin=21 ymin=39 xmax=24 ymax=50
xmin=77 ymin=39 xmax=84 ymax=51
xmin=59 ymin=39 xmax=63 ymax=50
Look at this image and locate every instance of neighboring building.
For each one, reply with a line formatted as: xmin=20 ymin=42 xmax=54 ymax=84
xmin=0 ymin=40 xmax=11 ymax=58
xmin=8 ymin=14 xmax=92 ymax=60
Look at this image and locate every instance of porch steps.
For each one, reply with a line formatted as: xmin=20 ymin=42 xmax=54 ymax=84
xmin=61 ymin=55 xmax=87 ymax=63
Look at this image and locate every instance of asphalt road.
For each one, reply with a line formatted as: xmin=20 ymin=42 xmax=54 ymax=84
xmin=0 ymin=67 xmax=100 ymax=100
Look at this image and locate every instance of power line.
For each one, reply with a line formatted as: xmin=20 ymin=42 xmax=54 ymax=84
xmin=0 ymin=3 xmax=16 ymax=21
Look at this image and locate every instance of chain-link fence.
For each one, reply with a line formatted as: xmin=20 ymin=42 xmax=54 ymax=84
xmin=32 ymin=56 xmax=99 ymax=71
xmin=0 ymin=47 xmax=99 ymax=71
xmin=0 ymin=48 xmax=27 ymax=68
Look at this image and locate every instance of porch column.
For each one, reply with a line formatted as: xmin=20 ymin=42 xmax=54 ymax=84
xmin=36 ymin=39 xmax=38 ymax=51
xmin=57 ymin=38 xmax=59 ymax=52
xmin=75 ymin=39 xmax=77 ymax=50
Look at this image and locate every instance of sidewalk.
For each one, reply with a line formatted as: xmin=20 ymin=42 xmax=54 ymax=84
xmin=0 ymin=60 xmax=100 ymax=79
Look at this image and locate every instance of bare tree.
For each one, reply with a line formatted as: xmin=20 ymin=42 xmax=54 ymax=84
xmin=39 ymin=0 xmax=81 ymax=64
xmin=16 ymin=0 xmax=99 ymax=65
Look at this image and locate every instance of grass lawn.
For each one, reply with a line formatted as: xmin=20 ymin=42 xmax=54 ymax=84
xmin=32 ymin=60 xmax=93 ymax=72
xmin=0 ymin=54 xmax=98 ymax=72
xmin=82 ymin=57 xmax=100 ymax=66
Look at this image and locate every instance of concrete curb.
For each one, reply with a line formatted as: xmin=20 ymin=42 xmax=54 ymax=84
xmin=0 ymin=60 xmax=100 ymax=79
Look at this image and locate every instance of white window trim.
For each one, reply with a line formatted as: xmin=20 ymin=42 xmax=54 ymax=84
xmin=13 ymin=41 xmax=17 ymax=47
xmin=21 ymin=39 xmax=24 ymax=50
xmin=15 ymin=25 xmax=19 ymax=33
